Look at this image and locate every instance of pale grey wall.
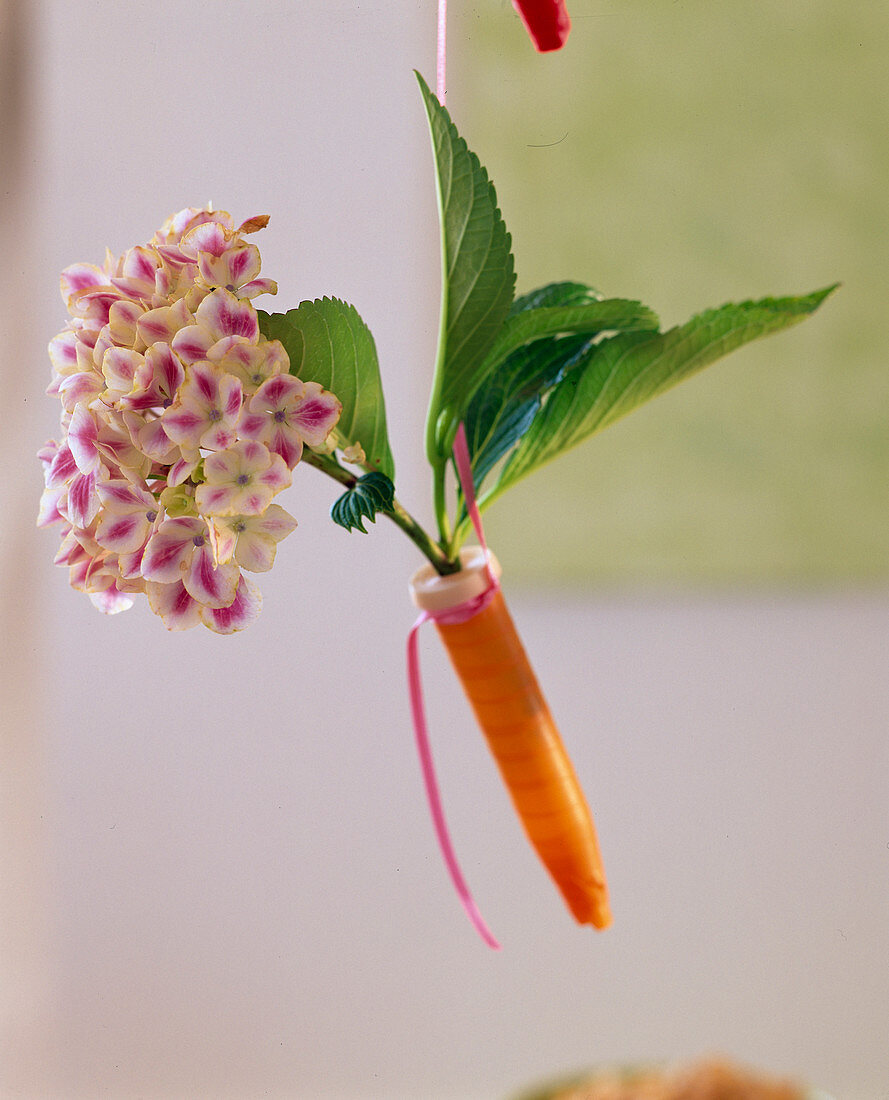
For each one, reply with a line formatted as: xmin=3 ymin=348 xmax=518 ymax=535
xmin=3 ymin=3 xmax=887 ymax=1098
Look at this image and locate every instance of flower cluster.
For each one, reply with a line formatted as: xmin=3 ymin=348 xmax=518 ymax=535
xmin=39 ymin=208 xmax=341 ymax=632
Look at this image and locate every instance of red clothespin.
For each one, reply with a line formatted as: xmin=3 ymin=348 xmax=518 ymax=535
xmin=512 ymin=0 xmax=571 ymax=52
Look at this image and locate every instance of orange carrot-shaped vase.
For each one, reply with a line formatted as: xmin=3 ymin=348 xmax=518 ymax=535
xmin=409 ymin=546 xmax=611 ymax=931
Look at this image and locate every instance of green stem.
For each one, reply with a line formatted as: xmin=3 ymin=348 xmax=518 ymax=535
xmin=388 ymin=497 xmax=460 ymax=575
xmin=432 ymin=459 xmax=452 ymax=551
xmin=302 ymin=449 xmax=460 ymax=576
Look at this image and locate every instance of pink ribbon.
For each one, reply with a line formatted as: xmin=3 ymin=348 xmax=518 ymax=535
xmin=406 ymin=424 xmax=502 ymax=949
xmin=437 ymin=0 xmax=448 ymax=104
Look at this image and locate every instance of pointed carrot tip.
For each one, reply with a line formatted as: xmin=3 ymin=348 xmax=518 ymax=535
xmin=563 ymin=882 xmax=612 ymax=929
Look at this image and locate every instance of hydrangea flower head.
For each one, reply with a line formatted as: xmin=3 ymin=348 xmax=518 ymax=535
xmin=39 ymin=207 xmax=341 ymax=633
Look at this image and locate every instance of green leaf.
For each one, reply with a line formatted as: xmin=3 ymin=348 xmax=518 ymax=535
xmin=477 ymin=298 xmax=661 ymax=380
xmin=458 ymin=291 xmax=659 ymax=493
xmin=462 ymin=332 xmax=593 ymax=492
xmin=509 ymin=281 xmax=601 ymax=316
xmin=416 ymin=71 xmax=516 ymax=462
xmin=258 ymin=298 xmax=395 ymax=479
xmin=497 ymin=285 xmax=839 ymax=495
xmin=330 ymin=472 xmax=396 ymax=534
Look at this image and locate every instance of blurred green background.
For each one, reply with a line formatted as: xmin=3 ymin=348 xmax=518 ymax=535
xmin=448 ymin=1 xmax=888 ymax=587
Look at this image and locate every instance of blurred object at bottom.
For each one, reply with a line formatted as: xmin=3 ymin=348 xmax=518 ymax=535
xmin=512 ymin=1056 xmax=834 ymax=1100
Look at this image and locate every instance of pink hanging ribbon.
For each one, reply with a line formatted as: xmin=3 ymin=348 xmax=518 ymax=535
xmin=406 ymin=424 xmax=502 ymax=949
xmin=437 ymin=0 xmax=448 ymax=103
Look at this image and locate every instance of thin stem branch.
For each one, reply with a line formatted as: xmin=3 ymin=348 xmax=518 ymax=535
xmin=302 ymin=449 xmax=460 ymax=576
xmin=432 ymin=459 xmax=452 ymax=550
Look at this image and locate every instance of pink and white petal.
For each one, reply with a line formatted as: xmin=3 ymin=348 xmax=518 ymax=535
xmin=291 ymin=383 xmax=342 ymax=447
xmin=256 ymin=503 xmax=298 ymax=542
xmin=152 ymin=266 xmax=175 ymax=300
xmin=237 ymin=278 xmax=278 ymax=300
xmin=258 ymin=338 xmax=288 ymax=376
xmin=233 ymin=529 xmax=277 ymax=572
xmin=200 ymin=444 xmax=241 ymax=483
xmin=187 ymin=360 xmax=222 ymax=404
xmin=58 ymin=371 xmax=105 ymax=413
xmin=146 ymin=580 xmax=202 ymax=631
xmin=95 ymin=419 xmax=149 ymax=476
xmin=89 ymin=326 xmax=115 ymax=370
xmin=268 ymin=424 xmax=304 ymax=469
xmin=116 ymin=572 xmax=148 ymax=594
xmin=184 ymin=543 xmax=240 ymax=608
xmin=219 ymin=340 xmax=284 ymax=390
xmin=136 ymin=299 xmax=192 ymax=346
xmin=95 ymin=510 xmax=147 ymax=553
xmin=97 ymin=479 xmax=155 ymax=512
xmin=67 ymin=404 xmax=100 ymax=473
xmin=257 ymin=451 xmax=292 ymax=494
xmin=88 ymin=581 xmax=135 ymax=615
xmin=198 ymin=244 xmax=261 ymax=290
xmin=55 ymin=530 xmax=86 ymax=568
xmin=206 ymin=334 xmax=251 ymax=362
xmin=68 ymin=555 xmax=99 ymax=591
xmin=48 ymin=330 xmax=80 ymax=374
xmin=224 ymin=244 xmax=261 ymax=286
xmin=141 ymin=518 xmax=200 ymax=582
xmin=237 ymin=487 xmax=276 ymax=516
xmin=181 ymin=220 xmax=232 ymax=259
xmin=194 ymin=481 xmax=240 ymax=516
xmin=218 ymin=371 xmax=243 ymax=420
xmin=37 ymin=438 xmax=59 ymax=472
xmin=131 ymin=416 xmax=179 ymax=463
xmin=235 ymin=438 xmax=271 ymax=469
xmin=250 ymin=372 xmax=302 ymax=413
xmin=156 ymin=207 xmax=229 ymax=247
xmin=75 ymin=289 xmax=123 ymax=326
xmin=70 ymin=523 xmax=104 ymax=559
xmin=121 ymin=245 xmax=159 ymax=284
xmin=102 ymin=347 xmax=144 ymax=393
xmin=167 ymin=450 xmax=201 ymax=486
xmin=170 ymin=324 xmax=215 ymax=363
xmin=47 ymin=443 xmax=78 ymax=488
xmin=154 ymin=244 xmax=192 ymax=267
xmin=75 ymin=334 xmax=101 ymax=373
xmin=160 ymin=403 xmax=207 ymax=448
xmin=195 ymin=288 xmax=259 ymax=343
xmin=102 ymin=247 xmax=120 ymax=276
xmin=198 ymin=423 xmax=238 ymax=452
xmin=37 ymin=485 xmax=66 ymax=527
xmin=141 ymin=342 xmax=185 ymax=399
xmin=66 ymin=470 xmax=101 ymax=528
xmin=200 ymin=574 xmax=262 ymax=634
xmin=117 ymin=544 xmax=148 ymax=579
xmin=110 ymin=275 xmax=155 ymax=300
xmin=60 ymin=263 xmax=108 ymax=307
xmin=208 ymin=519 xmax=238 ymax=565
xmin=183 ymin=283 xmax=213 ymax=314
xmin=236 ymin=410 xmax=268 ymax=442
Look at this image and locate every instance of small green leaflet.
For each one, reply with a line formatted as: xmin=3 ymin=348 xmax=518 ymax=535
xmin=330 ymin=472 xmax=396 ymax=534
xmin=495 ymin=285 xmax=839 ymax=496
xmin=258 ymin=298 xmax=395 ymax=479
xmin=416 ymin=71 xmax=516 ymax=463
